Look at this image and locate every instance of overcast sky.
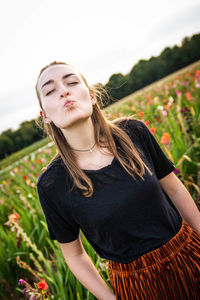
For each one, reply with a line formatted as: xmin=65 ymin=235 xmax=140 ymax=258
xmin=0 ymin=0 xmax=200 ymax=134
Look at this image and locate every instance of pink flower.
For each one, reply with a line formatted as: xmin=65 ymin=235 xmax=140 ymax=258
xmin=18 ymin=279 xmax=25 ymax=286
xmin=175 ymin=90 xmax=182 ymax=97
xmin=161 ymin=110 xmax=167 ymax=116
xmin=22 ymin=288 xmax=30 ymax=297
xmin=174 ymin=168 xmax=180 ymax=174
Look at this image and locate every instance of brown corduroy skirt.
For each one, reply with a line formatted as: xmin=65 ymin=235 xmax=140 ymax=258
xmin=108 ymin=220 xmax=200 ymax=300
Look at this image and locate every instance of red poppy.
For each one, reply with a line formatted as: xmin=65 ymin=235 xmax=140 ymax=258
xmin=186 ymin=91 xmax=192 ymax=101
xmin=156 ymin=117 xmax=161 ymax=123
xmin=36 ymin=159 xmax=42 ymax=164
xmin=160 ymin=132 xmax=170 ymax=145
xmin=38 ymin=278 xmax=48 ymax=290
xmin=195 ymin=70 xmax=200 ymax=77
xmin=150 ymin=127 xmax=156 ymax=134
xmin=147 ymin=99 xmax=153 ymax=106
xmin=9 ymin=212 xmax=20 ymax=221
xmin=139 ymin=111 xmax=144 ymax=118
xmin=164 ymin=104 xmax=170 ymax=111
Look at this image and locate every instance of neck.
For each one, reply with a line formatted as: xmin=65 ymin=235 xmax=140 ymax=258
xmin=61 ymin=118 xmax=96 ymax=156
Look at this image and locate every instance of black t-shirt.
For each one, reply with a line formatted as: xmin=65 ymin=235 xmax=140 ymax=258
xmin=36 ymin=118 xmax=182 ymax=263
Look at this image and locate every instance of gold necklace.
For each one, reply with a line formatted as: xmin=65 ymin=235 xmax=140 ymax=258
xmin=71 ymin=142 xmax=96 ymax=153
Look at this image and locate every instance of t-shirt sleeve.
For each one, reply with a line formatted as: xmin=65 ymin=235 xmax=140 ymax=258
xmin=37 ymin=182 xmax=80 ymax=243
xmin=132 ymin=120 xmax=175 ymax=180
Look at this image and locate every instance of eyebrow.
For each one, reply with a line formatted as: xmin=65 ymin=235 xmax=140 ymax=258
xmin=41 ymin=73 xmax=76 ymax=89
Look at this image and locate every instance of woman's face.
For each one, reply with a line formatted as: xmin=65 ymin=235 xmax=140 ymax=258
xmin=37 ymin=64 xmax=96 ymax=129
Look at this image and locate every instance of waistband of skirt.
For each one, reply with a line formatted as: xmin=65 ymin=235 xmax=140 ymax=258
xmin=108 ymin=219 xmax=193 ymax=273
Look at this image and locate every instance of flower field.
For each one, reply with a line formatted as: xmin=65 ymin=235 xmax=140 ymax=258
xmin=0 ymin=62 xmax=200 ymax=299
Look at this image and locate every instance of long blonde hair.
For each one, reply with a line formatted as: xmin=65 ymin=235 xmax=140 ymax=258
xmin=35 ymin=61 xmax=152 ymax=197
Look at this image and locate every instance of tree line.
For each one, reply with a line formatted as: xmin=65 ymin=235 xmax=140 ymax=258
xmin=0 ymin=33 xmax=199 ymax=160
xmin=104 ymin=33 xmax=200 ymax=102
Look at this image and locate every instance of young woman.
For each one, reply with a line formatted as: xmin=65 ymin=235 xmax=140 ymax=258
xmin=35 ymin=61 xmax=200 ymax=300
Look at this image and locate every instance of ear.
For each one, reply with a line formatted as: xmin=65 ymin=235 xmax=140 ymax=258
xmin=40 ymin=111 xmax=52 ymax=124
xmin=90 ymin=90 xmax=97 ymax=105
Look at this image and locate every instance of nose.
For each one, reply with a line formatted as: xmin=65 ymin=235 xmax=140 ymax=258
xmin=59 ymin=90 xmax=70 ymax=100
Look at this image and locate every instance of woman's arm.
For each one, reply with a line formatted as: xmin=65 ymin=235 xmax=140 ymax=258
xmin=66 ymin=252 xmax=115 ymax=300
xmin=59 ymin=237 xmax=115 ymax=300
xmin=159 ymin=172 xmax=200 ymax=234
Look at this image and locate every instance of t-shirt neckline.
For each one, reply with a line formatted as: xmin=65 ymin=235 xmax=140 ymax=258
xmin=82 ymin=156 xmax=117 ymax=174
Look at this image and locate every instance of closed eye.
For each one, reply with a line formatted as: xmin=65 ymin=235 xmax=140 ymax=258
xmin=46 ymin=89 xmax=55 ymax=96
xmin=45 ymin=82 xmax=78 ymax=96
xmin=69 ymin=82 xmax=78 ymax=85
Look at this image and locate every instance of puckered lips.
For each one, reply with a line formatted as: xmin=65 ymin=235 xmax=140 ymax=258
xmin=64 ymin=100 xmax=75 ymax=108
